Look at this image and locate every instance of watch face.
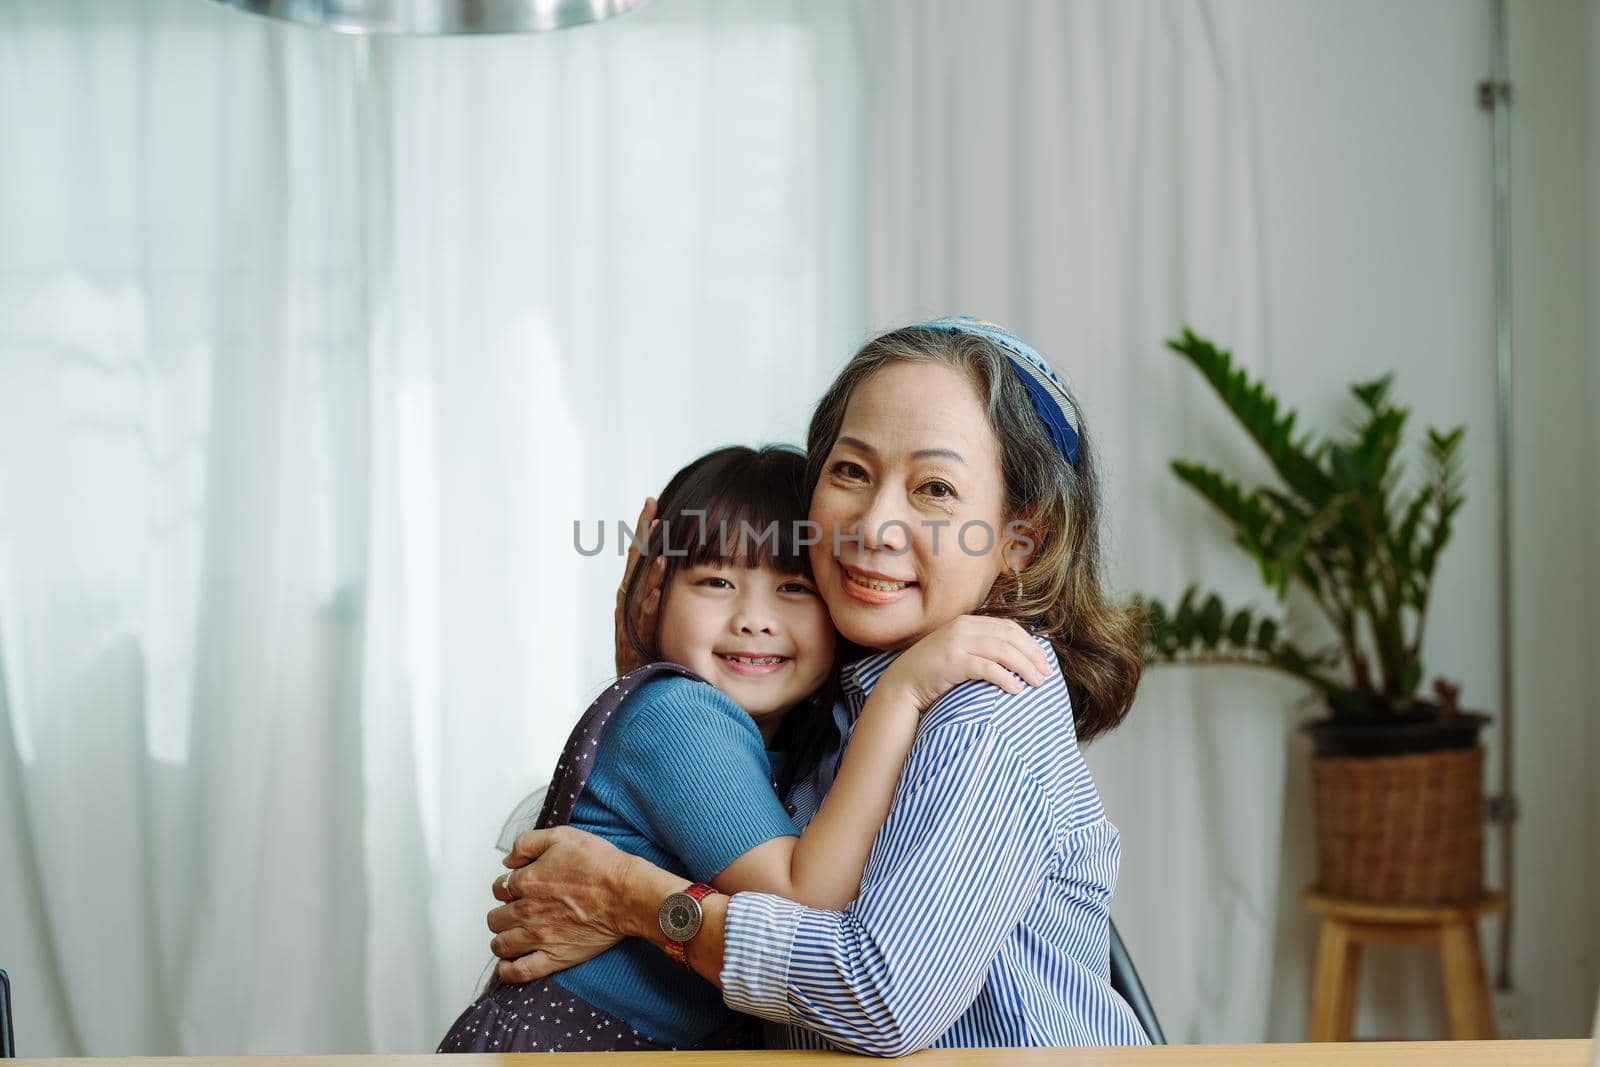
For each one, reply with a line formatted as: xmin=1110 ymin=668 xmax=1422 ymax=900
xmin=658 ymin=891 xmax=703 ymax=942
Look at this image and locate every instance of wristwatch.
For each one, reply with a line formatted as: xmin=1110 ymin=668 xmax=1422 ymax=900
xmin=658 ymin=882 xmax=718 ymax=968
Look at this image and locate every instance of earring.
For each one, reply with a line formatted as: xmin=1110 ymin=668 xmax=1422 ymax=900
xmin=1011 ymin=567 xmax=1024 ymax=603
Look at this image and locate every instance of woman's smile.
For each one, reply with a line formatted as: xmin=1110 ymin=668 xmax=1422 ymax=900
xmin=838 ymin=562 xmax=919 ymax=604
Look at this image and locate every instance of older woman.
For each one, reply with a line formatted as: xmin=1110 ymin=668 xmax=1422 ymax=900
xmin=488 ymin=319 xmax=1148 ymax=1052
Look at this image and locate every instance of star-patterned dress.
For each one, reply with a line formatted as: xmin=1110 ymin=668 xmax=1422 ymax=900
xmin=438 ymin=663 xmax=793 ymax=1053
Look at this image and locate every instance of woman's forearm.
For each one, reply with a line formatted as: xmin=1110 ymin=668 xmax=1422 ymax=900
xmin=620 ymin=852 xmax=728 ymax=989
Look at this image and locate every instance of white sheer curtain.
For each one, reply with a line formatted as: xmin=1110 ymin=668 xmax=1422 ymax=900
xmin=0 ymin=0 xmax=863 ymax=1054
xmin=852 ymin=0 xmax=1521 ymax=1043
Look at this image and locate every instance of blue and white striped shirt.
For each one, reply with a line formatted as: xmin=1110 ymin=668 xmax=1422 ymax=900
xmin=720 ymin=635 xmax=1148 ymax=1054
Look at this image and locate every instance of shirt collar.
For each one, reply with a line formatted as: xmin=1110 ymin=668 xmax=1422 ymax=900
xmin=841 ymin=648 xmax=902 ymax=708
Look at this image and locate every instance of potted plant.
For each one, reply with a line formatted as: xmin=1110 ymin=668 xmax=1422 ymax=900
xmin=1137 ymin=329 xmax=1485 ymax=905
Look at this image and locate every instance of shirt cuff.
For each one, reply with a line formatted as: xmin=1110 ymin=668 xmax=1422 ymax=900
xmin=721 ymin=891 xmax=806 ymax=1023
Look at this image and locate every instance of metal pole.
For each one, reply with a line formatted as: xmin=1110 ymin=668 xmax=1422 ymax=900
xmin=1480 ymin=0 xmax=1517 ymax=994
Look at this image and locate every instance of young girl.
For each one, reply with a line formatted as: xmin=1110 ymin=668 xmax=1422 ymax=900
xmin=438 ymin=444 xmax=1050 ymax=1054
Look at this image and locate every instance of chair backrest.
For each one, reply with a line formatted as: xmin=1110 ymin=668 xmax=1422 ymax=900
xmin=1 ymin=968 xmax=14 ymax=1058
xmin=1108 ymin=921 xmax=1166 ymax=1045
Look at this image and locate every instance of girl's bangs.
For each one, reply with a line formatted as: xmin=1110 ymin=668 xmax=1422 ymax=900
xmin=647 ymin=454 xmax=808 ymax=579
xmin=679 ymin=493 xmax=811 ymax=576
xmin=648 ymin=443 xmax=813 ymax=577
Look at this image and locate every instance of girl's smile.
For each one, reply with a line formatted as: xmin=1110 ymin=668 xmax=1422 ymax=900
xmin=714 ymin=650 xmax=792 ymax=675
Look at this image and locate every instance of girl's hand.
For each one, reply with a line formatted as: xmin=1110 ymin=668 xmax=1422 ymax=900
xmin=614 ymin=497 xmax=664 ymax=675
xmin=878 ymin=615 xmax=1053 ymax=712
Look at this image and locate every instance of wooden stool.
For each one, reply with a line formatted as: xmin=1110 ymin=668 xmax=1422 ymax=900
xmin=1304 ymin=889 xmax=1506 ymax=1041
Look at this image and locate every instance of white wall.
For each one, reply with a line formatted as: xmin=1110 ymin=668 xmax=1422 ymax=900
xmin=1506 ymin=0 xmax=1600 ymax=1038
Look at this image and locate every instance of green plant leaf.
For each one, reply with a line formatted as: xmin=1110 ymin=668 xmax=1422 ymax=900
xmin=1134 ymin=588 xmax=1345 ymax=699
xmin=1391 ymin=487 xmax=1430 ymax=575
xmin=1417 ymin=425 xmax=1467 ymax=582
xmin=1228 ymin=609 xmax=1253 ymax=646
xmin=1167 ymin=330 xmax=1334 ymax=505
xmin=1350 ymin=375 xmax=1392 ymax=412
xmin=1200 ymin=594 xmax=1225 ymax=644
xmin=1256 ymin=617 xmax=1278 ymax=650
xmin=1142 ymin=334 xmax=1468 ymax=720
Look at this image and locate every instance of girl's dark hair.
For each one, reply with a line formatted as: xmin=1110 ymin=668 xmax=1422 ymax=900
xmin=620 ymin=444 xmax=840 ymax=789
xmin=804 ymin=327 xmax=1144 ymax=744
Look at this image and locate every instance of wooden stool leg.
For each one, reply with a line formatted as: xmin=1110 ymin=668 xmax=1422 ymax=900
xmin=1439 ymin=919 xmax=1495 ymax=1040
xmin=1309 ymin=918 xmax=1363 ymax=1041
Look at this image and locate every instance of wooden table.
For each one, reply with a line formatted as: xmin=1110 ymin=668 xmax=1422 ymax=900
xmin=8 ymin=1042 xmax=1592 ymax=1065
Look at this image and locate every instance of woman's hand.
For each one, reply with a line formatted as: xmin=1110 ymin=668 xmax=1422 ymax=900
xmin=878 ymin=615 xmax=1053 ymax=712
xmin=614 ymin=497 xmax=664 ymax=675
xmin=488 ymin=826 xmax=650 ymax=983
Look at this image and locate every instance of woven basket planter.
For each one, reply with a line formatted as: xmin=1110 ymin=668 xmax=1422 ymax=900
xmin=1310 ymin=744 xmax=1485 ymax=905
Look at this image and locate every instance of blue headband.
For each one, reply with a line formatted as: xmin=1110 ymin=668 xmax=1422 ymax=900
xmin=912 ymin=316 xmax=1081 ymax=466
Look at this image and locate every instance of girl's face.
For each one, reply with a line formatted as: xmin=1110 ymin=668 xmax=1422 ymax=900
xmin=810 ymin=361 xmax=1021 ymax=651
xmin=655 ymin=561 xmax=837 ymax=739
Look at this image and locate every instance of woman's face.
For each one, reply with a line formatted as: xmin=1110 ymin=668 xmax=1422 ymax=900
xmin=809 ymin=361 xmax=1018 ymax=651
xmin=655 ymin=561 xmax=836 ymax=738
